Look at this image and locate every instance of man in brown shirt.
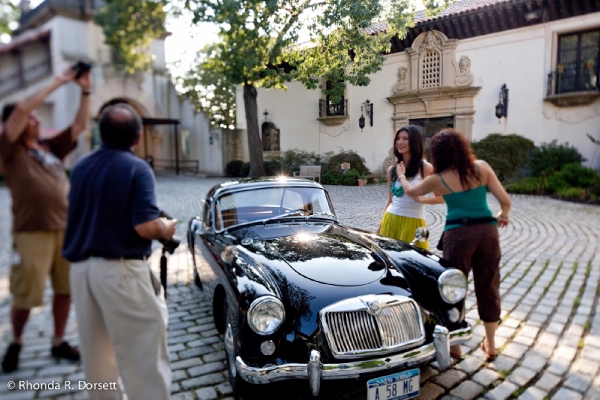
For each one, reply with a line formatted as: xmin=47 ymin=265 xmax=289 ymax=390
xmin=0 ymin=64 xmax=91 ymax=373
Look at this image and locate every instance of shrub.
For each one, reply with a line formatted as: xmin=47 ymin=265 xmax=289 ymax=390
xmin=278 ymin=149 xmax=321 ymax=175
xmin=241 ymin=162 xmax=251 ymax=177
xmin=319 ymin=149 xmax=371 ymax=186
xmin=529 ymin=140 xmax=585 ymax=177
xmin=505 ymin=177 xmax=547 ymax=195
xmin=321 ymin=169 xmax=341 ymax=185
xmin=264 ymin=159 xmax=283 ymax=176
xmin=341 ymin=168 xmax=361 ymax=186
xmin=590 ymin=180 xmax=600 ymax=197
xmin=471 ymin=134 xmax=535 ymax=183
xmin=225 ymin=160 xmax=244 ymax=177
xmin=555 ymin=187 xmax=586 ymax=199
xmin=546 ymin=163 xmax=597 ymax=193
xmin=323 ymin=149 xmax=370 ymax=176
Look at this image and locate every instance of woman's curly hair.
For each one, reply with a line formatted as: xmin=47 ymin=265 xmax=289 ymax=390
xmin=430 ymin=128 xmax=478 ymax=189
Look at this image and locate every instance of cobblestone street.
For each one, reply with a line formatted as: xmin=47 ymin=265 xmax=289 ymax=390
xmin=0 ymin=173 xmax=599 ymax=400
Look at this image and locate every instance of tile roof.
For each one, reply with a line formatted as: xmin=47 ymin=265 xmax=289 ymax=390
xmin=414 ymin=0 xmax=511 ymax=23
xmin=365 ymin=0 xmax=513 ymax=35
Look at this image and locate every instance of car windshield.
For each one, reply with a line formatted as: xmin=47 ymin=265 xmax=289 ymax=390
xmin=215 ymin=186 xmax=335 ymax=230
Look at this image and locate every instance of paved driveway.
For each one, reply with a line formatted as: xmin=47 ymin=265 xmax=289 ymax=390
xmin=0 ymin=174 xmax=598 ymax=400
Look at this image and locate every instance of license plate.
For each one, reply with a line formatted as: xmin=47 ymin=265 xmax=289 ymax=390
xmin=366 ymin=368 xmax=420 ymax=400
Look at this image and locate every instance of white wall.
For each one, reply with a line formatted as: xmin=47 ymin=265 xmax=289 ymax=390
xmin=237 ymin=12 xmax=600 ymax=172
xmin=0 ymin=15 xmax=221 ymax=173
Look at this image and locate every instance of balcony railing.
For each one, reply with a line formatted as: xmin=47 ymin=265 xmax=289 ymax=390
xmin=319 ymin=99 xmax=348 ymax=117
xmin=0 ymin=59 xmax=52 ymax=99
xmin=547 ymin=69 xmax=599 ymax=96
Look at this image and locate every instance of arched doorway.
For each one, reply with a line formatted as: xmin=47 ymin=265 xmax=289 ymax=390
xmin=95 ymin=98 xmax=188 ymax=174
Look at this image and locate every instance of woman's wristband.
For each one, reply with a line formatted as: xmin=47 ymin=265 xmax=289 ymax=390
xmin=81 ymin=91 xmax=92 ymax=96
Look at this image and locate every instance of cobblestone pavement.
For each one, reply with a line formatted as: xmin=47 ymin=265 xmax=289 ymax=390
xmin=0 ymin=173 xmax=599 ymax=400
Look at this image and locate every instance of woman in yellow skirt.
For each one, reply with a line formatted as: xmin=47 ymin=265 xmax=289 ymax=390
xmin=378 ymin=126 xmax=443 ymax=249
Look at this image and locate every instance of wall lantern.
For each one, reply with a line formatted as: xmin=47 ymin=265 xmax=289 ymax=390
xmin=359 ymin=100 xmax=373 ymax=131
xmin=495 ymin=84 xmax=508 ymax=120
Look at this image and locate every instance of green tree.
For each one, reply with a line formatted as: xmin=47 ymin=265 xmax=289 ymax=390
xmin=95 ymin=0 xmax=450 ymax=176
xmin=0 ymin=0 xmax=19 ymax=37
xmin=95 ymin=0 xmax=168 ymax=74
xmin=177 ymin=43 xmax=237 ymax=130
xmin=183 ymin=0 xmax=449 ymax=176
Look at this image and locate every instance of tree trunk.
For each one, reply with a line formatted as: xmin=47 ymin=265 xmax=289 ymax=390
xmin=243 ymin=84 xmax=265 ymax=177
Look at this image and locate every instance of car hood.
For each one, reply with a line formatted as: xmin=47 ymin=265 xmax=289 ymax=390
xmin=233 ymin=222 xmax=387 ymax=287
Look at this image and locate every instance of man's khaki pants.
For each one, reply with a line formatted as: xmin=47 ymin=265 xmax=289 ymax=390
xmin=70 ymin=258 xmax=170 ymax=400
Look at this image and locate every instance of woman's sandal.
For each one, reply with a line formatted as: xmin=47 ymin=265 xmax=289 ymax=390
xmin=449 ymin=344 xmax=462 ymax=359
xmin=450 ymin=350 xmax=462 ymax=359
xmin=481 ymin=341 xmax=498 ymax=361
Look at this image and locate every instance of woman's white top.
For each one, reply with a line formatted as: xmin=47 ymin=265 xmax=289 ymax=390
xmin=386 ymin=172 xmax=425 ymax=220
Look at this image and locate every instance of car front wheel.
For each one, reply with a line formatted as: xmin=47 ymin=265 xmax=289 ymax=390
xmin=224 ymin=302 xmax=255 ymax=398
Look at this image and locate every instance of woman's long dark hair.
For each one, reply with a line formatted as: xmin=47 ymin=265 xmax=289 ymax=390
xmin=393 ymin=125 xmax=424 ymax=179
xmin=430 ymin=128 xmax=478 ymax=189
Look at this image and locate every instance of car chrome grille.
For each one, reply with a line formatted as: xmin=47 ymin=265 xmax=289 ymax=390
xmin=321 ymin=295 xmax=425 ymax=358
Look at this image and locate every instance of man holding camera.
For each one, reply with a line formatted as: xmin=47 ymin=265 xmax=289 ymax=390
xmin=0 ymin=64 xmax=91 ymax=372
xmin=62 ymin=103 xmax=176 ymax=399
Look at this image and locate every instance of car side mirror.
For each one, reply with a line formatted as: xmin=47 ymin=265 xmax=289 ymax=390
xmin=187 ymin=217 xmax=204 ymax=248
xmin=411 ymin=227 xmax=429 ymax=246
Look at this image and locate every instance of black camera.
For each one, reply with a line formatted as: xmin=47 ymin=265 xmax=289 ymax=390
xmin=159 ymin=210 xmax=180 ymax=254
xmin=71 ymin=60 xmax=92 ymax=79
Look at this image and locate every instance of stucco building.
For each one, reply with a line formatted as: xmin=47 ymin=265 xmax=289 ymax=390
xmin=0 ymin=0 xmax=231 ymax=175
xmin=236 ymin=0 xmax=600 ymax=175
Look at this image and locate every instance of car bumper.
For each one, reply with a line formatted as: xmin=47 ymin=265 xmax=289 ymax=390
xmin=237 ymin=324 xmax=471 ymax=394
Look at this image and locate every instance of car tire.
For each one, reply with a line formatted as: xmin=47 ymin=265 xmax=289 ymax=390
xmin=213 ymin=288 xmax=226 ymax=334
xmin=224 ymin=301 xmax=256 ymax=398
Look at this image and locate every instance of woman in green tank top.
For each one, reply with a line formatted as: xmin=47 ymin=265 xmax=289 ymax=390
xmin=397 ymin=128 xmax=511 ymax=361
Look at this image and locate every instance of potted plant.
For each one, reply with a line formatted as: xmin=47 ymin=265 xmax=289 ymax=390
xmin=357 ymin=174 xmax=367 ymax=187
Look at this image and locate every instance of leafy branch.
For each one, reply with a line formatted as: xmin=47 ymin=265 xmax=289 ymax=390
xmin=95 ymin=0 xmax=168 ymax=74
xmin=0 ymin=0 xmax=19 ymax=37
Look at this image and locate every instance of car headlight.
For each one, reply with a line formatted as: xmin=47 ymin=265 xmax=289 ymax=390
xmin=248 ymin=296 xmax=285 ymax=335
xmin=438 ymin=269 xmax=467 ymax=304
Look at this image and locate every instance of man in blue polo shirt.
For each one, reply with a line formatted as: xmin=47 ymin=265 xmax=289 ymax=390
xmin=63 ymin=103 xmax=176 ymax=400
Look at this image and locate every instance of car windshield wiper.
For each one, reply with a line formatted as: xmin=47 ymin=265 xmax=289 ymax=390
xmin=306 ymin=212 xmax=337 ymax=220
xmin=263 ymin=210 xmax=305 ymax=224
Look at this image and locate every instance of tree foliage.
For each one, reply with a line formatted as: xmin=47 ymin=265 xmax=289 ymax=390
xmin=177 ymin=43 xmax=237 ymax=130
xmin=0 ymin=0 xmax=19 ymax=37
xmin=95 ymin=0 xmax=168 ymax=74
xmin=95 ymin=0 xmax=451 ymax=176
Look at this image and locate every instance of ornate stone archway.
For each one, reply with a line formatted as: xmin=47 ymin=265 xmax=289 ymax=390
xmin=387 ymin=31 xmax=481 ymax=141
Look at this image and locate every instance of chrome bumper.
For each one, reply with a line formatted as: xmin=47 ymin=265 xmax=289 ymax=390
xmin=237 ymin=324 xmax=471 ymax=394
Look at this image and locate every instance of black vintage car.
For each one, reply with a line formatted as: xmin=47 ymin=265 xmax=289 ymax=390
xmin=187 ymin=178 xmax=472 ymax=399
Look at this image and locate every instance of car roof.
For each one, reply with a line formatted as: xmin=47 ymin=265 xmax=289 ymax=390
xmin=208 ymin=177 xmax=324 ymax=199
